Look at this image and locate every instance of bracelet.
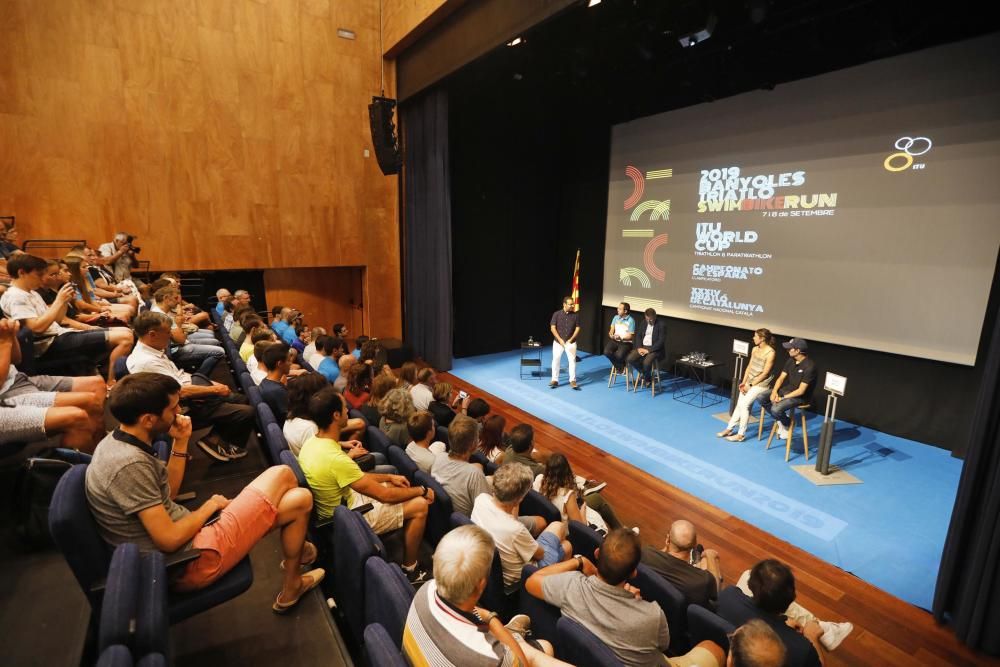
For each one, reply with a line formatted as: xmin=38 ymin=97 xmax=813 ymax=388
xmin=574 ymin=555 xmax=585 ymax=571
xmin=479 ymin=611 xmax=499 ymax=626
xmin=420 ymin=485 xmax=428 ymax=498
xmin=171 ymin=450 xmax=191 ymax=460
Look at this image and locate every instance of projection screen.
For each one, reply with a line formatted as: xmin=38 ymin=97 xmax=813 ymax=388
xmin=602 ymin=34 xmax=1000 ymax=366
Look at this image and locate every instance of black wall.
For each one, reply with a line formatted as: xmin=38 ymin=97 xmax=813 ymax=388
xmin=448 ymin=79 xmax=999 ymax=455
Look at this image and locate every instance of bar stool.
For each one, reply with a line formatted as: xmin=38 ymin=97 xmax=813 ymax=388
xmin=765 ymin=403 xmax=811 ymax=461
xmin=631 ymin=358 xmax=663 ymax=396
xmin=608 ymin=364 xmax=632 ymax=388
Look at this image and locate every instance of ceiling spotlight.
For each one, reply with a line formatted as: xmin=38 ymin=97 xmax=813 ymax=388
xmin=507 ymin=36 xmax=523 ymax=47
xmin=587 ymin=0 xmax=602 ymax=7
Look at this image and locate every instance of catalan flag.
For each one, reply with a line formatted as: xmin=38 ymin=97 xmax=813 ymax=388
xmin=571 ymin=249 xmax=581 ymax=313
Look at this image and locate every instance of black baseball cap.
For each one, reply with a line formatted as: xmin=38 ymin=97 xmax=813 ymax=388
xmin=782 ymin=337 xmax=808 ymax=351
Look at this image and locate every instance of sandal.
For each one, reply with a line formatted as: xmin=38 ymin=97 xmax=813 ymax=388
xmin=272 ymin=568 xmax=325 ymax=614
xmin=716 ymin=428 xmax=733 ymax=438
xmin=726 ymin=434 xmax=746 ymax=442
xmin=280 ymin=541 xmax=318 ymax=571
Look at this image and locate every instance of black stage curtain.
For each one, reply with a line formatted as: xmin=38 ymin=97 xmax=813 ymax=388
xmin=402 ymin=87 xmax=453 ymax=371
xmin=933 ymin=314 xmax=1000 ymax=654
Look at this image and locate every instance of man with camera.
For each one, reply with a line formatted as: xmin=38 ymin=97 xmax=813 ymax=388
xmin=98 ymin=232 xmax=140 ymax=283
xmin=640 ymin=519 xmax=722 ymax=610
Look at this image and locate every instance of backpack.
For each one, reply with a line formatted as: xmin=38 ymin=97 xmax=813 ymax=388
xmin=11 ymin=448 xmax=92 ymax=549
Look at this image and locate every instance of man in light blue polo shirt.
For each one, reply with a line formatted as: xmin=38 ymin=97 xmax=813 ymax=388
xmin=604 ymin=302 xmax=635 ymax=372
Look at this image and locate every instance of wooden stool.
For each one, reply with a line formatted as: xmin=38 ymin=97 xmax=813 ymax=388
xmin=765 ymin=403 xmax=811 ymax=461
xmin=631 ymin=358 xmax=663 ymax=396
xmin=608 ymin=364 xmax=631 ymax=388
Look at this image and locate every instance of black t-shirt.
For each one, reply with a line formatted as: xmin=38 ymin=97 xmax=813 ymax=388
xmin=779 ymin=356 xmax=817 ymax=401
xmin=550 ymin=309 xmax=580 ymax=341
xmin=717 ymin=587 xmax=820 ymax=667
xmin=428 ymin=400 xmax=456 ymax=428
xmin=36 ymin=287 xmax=79 ymax=318
xmin=259 ymin=379 xmax=288 ymax=424
xmin=640 ymin=546 xmax=718 ymax=610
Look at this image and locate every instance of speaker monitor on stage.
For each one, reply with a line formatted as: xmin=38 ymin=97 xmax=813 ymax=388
xmin=368 ymin=96 xmax=402 ymax=175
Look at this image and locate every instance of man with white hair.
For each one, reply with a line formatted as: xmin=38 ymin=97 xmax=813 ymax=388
xmin=403 ymin=524 xmax=570 ymax=666
xmin=214 ymin=288 xmax=232 ymax=315
xmin=98 ymin=232 xmax=138 ymax=283
xmin=641 ymin=519 xmax=722 ymax=610
xmin=471 ymin=462 xmax=572 ymax=591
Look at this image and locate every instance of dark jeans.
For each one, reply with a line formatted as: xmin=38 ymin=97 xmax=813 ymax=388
xmin=625 ymin=349 xmax=661 ymax=378
xmin=185 ymin=375 xmax=255 ymax=447
xmin=756 ymin=392 xmax=805 ymax=428
xmin=604 ymin=340 xmax=632 ymax=370
xmin=584 ymin=492 xmax=623 ymax=530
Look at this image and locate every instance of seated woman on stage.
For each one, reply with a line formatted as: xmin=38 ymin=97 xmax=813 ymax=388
xmin=717 ymin=328 xmax=776 ymax=442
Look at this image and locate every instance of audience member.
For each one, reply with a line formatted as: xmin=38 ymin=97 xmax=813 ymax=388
xmin=260 ymin=342 xmax=292 ymax=423
xmin=282 ymin=372 xmax=329 ymax=455
xmin=410 ymin=367 xmax=435 ymax=411
xmin=38 ymin=260 xmax=90 ymax=324
xmin=399 ymin=361 xmax=418 ymax=390
xmin=97 ymin=232 xmax=138 ymax=283
xmin=127 ymin=311 xmax=253 ymax=461
xmin=1 ymin=253 xmax=133 ymax=386
xmin=479 ymin=414 xmax=506 ymax=462
xmin=237 ymin=318 xmax=268 ymax=360
xmin=215 ymin=288 xmax=231 ymax=315
xmin=427 ymin=381 xmax=464 ymax=427
xmin=728 ymin=620 xmax=786 ymax=667
xmin=471 ymin=462 xmax=572 ymax=591
xmin=0 ymin=318 xmax=105 ymax=451
xmin=352 ymin=335 xmax=368 ymax=359
xmin=85 ymin=373 xmax=324 ymax=613
xmin=466 ymin=396 xmax=491 ymax=423
xmin=333 ymin=353 xmax=354 ymax=392
xmin=431 ymin=415 xmax=496 ymax=517
xmin=501 ymin=424 xmax=546 ymax=476
xmin=302 ymin=326 xmax=326 ymax=368
xmin=315 ymin=335 xmax=343 ymax=383
xmin=343 ymin=362 xmax=372 ymax=410
xmin=403 ymin=524 xmax=570 ymax=666
xmin=360 ymin=372 xmax=396 ymax=425
xmin=0 ymin=221 xmax=19 ymax=260
xmin=248 ymin=339 xmax=272 ymax=386
xmin=640 ymin=520 xmax=721 ymax=610
xmin=526 ymin=528 xmax=725 ymax=667
xmin=65 ymin=253 xmax=135 ymax=321
xmin=718 ymin=559 xmax=853 ymax=666
xmin=298 ymin=387 xmax=431 ymax=583
xmin=534 ymin=453 xmax=622 ymax=534
xmin=82 ymin=246 xmax=140 ymax=314
xmin=379 ymin=386 xmax=416 ymax=447
xmin=404 ymin=410 xmax=447 ymax=474
xmin=151 ymin=286 xmax=224 ymax=373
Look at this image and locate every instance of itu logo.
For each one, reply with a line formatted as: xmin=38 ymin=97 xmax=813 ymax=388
xmin=884 ymin=136 xmax=932 ymax=172
xmin=695 ymin=223 xmax=758 ymax=252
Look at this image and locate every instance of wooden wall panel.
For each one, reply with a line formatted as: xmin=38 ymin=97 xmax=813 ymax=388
xmin=381 ymin=0 xmax=464 ymax=57
xmin=263 ymin=267 xmax=366 ymax=343
xmin=1 ymin=0 xmax=402 ymax=338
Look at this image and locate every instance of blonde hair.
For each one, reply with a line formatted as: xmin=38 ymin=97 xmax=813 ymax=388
xmin=379 ymin=387 xmax=415 ymax=422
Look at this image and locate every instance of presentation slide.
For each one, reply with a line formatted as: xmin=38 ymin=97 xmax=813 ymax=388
xmin=602 ymin=34 xmax=1000 ymax=366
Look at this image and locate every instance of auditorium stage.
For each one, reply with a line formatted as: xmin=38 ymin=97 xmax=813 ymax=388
xmin=450 ymin=349 xmax=962 ymax=611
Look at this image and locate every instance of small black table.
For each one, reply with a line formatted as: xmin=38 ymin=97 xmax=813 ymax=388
xmin=520 ymin=341 xmax=543 ymax=379
xmin=672 ymin=359 xmax=727 ymax=408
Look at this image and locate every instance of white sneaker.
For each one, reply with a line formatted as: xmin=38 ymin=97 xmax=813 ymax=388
xmin=819 ymin=621 xmax=853 ymax=651
xmin=776 ymin=425 xmax=789 ymax=440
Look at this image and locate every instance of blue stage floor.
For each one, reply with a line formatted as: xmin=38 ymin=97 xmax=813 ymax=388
xmin=451 ymin=349 xmax=962 ymax=610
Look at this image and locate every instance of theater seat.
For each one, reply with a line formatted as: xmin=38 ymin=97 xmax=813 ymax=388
xmin=49 ymin=465 xmax=253 ymax=625
xmin=386 ymin=445 xmax=419 ymax=484
xmin=520 ymin=489 xmax=561 ymax=524
xmin=556 ymin=616 xmax=623 ymax=667
xmin=687 ymin=604 xmax=734 ymax=654
xmin=451 ymin=512 xmax=513 ymax=620
xmin=114 ymin=356 xmax=130 ymax=380
xmin=366 ymin=425 xmax=393 ymax=455
xmin=332 ymin=504 xmax=387 ymax=642
xmin=364 ymin=623 xmax=408 ymax=667
xmin=363 ymin=557 xmax=415 ymax=646
xmin=264 ymin=423 xmax=288 ymax=465
xmin=630 ymin=563 xmax=689 ymax=654
xmin=99 ymin=544 xmax=170 ymax=660
xmin=519 ymin=564 xmax=561 ymax=643
xmin=414 ymin=470 xmax=452 ymax=545
xmin=568 ymin=520 xmax=604 ymax=560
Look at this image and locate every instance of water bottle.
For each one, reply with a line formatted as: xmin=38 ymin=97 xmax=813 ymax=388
xmin=528 ymin=335 xmax=534 ymax=346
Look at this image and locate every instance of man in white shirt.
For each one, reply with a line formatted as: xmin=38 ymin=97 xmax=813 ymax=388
xmin=302 ymin=326 xmax=326 ymax=368
xmin=471 ymin=462 xmax=572 ymax=591
xmin=404 ymin=411 xmax=447 ymax=474
xmin=151 ymin=286 xmax=223 ymax=374
xmin=97 ymin=232 xmax=138 ymax=283
xmin=127 ymin=311 xmax=254 ymax=462
xmin=0 ymin=254 xmax=133 ymax=386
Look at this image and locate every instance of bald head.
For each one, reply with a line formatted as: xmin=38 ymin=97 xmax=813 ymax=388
xmin=668 ymin=520 xmax=697 ymax=552
xmin=728 ymin=619 xmax=786 ymax=667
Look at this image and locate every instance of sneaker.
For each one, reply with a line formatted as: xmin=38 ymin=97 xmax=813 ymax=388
xmin=581 ymin=479 xmax=607 ymax=496
xmin=403 ymin=564 xmax=430 ymax=586
xmin=504 ymin=614 xmax=532 ymax=638
xmin=570 ymin=380 xmax=580 ymax=390
xmin=549 ymin=380 xmax=558 ymax=389
xmin=776 ymin=425 xmax=789 ymax=440
xmin=631 ymin=526 xmax=640 ymax=535
xmin=819 ymin=621 xmax=853 ymax=651
xmin=226 ymin=445 xmax=248 ymax=459
xmin=198 ymin=439 xmax=232 ymax=462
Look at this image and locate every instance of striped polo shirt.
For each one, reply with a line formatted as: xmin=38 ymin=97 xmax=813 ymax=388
xmin=402 ymin=580 xmax=518 ymax=667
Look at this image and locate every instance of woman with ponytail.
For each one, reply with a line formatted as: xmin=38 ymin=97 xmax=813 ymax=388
xmin=717 ymin=328 xmax=776 ymax=442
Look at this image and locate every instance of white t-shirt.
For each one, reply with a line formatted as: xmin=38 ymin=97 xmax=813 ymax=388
xmin=532 ymin=474 xmax=608 ymax=534
xmin=470 ymin=493 xmax=538 ymax=587
xmin=126 ymin=341 xmax=192 ymax=386
xmin=248 ymin=355 xmax=266 ymax=385
xmin=283 ymin=417 xmax=319 ymax=456
xmin=405 ymin=440 xmax=447 ymax=474
xmin=410 ymin=383 xmax=433 ymax=411
xmin=0 ymin=285 xmax=69 ymax=354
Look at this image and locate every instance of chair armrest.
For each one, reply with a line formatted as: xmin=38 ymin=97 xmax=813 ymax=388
xmin=164 ymin=548 xmax=203 ymax=569
xmin=175 ymin=491 xmax=196 ymax=502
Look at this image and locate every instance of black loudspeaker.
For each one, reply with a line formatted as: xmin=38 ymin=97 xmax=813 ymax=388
xmin=368 ymin=96 xmax=402 ymax=175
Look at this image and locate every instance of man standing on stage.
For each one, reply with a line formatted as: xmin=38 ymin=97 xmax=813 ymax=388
xmin=758 ymin=338 xmax=817 ymax=441
xmin=550 ymin=297 xmax=580 ymax=390
xmin=603 ymin=302 xmax=635 ymax=372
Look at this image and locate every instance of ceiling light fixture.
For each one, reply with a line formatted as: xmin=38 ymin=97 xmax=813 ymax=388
xmin=507 ymin=36 xmax=523 ymax=47
xmin=587 ymin=0 xmax=602 ymax=7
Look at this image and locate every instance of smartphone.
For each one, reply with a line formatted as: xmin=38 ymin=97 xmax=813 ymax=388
xmin=458 ymin=390 xmax=469 ymax=400
xmin=690 ymin=544 xmax=704 ymax=566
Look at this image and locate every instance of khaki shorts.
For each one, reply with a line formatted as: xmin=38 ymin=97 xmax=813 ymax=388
xmin=667 ymin=646 xmax=720 ymax=667
xmin=351 ymin=490 xmax=405 ymax=535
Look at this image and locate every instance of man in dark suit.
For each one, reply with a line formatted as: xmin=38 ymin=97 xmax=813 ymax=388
xmin=626 ymin=308 xmax=665 ymax=381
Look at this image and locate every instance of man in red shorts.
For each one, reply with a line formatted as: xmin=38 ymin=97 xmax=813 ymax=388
xmin=85 ymin=372 xmax=323 ymax=613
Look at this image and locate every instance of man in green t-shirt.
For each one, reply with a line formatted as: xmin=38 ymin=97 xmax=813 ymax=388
xmin=299 ymin=386 xmax=434 ymax=584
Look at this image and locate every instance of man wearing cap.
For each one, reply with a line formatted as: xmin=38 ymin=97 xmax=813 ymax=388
xmin=758 ymin=338 xmax=817 ymax=441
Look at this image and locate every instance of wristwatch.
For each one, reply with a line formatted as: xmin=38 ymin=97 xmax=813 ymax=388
xmin=420 ymin=485 xmax=429 ymax=498
xmin=480 ymin=611 xmax=499 ymax=626
xmin=574 ymin=555 xmax=585 ymax=571
xmin=171 ymin=450 xmax=192 ymax=460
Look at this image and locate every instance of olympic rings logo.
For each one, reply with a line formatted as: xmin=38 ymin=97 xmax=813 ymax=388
xmin=884 ymin=136 xmax=932 ymax=172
